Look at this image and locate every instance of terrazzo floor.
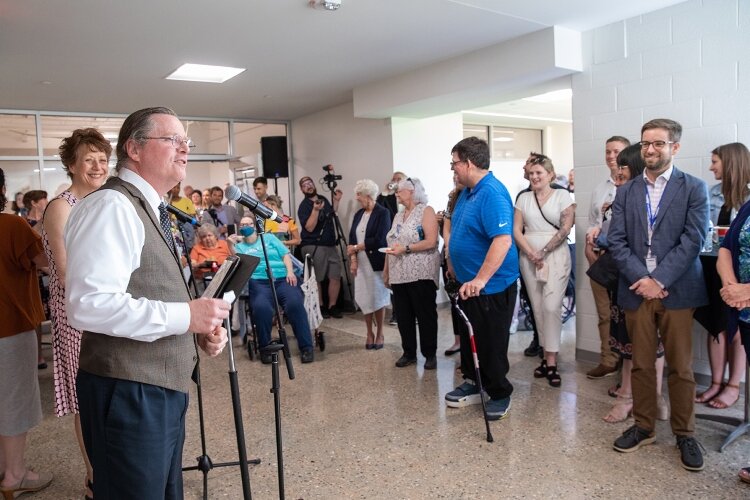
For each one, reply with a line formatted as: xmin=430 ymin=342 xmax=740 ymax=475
xmin=27 ymin=307 xmax=749 ymax=499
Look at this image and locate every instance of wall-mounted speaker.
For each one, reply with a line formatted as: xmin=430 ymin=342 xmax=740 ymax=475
xmin=260 ymin=136 xmax=289 ymax=178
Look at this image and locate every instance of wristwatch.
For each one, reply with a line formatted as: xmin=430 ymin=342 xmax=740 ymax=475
xmin=405 ymin=244 xmax=412 ymax=254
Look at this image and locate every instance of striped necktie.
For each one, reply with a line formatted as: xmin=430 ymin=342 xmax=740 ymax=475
xmin=158 ymin=202 xmax=176 ymax=254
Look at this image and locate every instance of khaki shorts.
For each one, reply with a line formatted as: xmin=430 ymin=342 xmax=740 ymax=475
xmin=301 ymin=245 xmax=341 ymax=282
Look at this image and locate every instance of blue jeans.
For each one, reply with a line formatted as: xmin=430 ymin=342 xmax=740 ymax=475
xmin=244 ymin=278 xmax=313 ymax=352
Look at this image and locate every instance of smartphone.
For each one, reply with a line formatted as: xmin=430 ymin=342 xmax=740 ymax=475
xmin=227 ymin=224 xmax=236 ymax=236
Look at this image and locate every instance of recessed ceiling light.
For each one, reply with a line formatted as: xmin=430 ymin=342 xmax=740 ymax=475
xmin=166 ymin=63 xmax=245 ymax=84
xmin=522 ymin=89 xmax=572 ymax=103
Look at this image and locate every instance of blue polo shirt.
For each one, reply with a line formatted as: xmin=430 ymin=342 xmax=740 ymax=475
xmin=449 ymin=171 xmax=519 ymax=294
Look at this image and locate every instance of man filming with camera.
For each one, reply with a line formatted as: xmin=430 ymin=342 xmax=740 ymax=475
xmin=298 ymin=170 xmax=344 ymax=318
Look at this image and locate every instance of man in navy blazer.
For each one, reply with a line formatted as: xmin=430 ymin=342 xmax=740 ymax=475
xmin=607 ymin=118 xmax=709 ymax=472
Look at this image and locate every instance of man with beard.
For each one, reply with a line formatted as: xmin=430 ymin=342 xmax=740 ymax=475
xmin=607 ymin=118 xmax=709 ymax=472
xmin=206 ymin=185 xmax=241 ymax=238
xmin=297 ymin=175 xmax=344 ymax=318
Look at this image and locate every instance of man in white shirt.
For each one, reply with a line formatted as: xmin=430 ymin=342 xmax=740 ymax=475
xmin=584 ymin=136 xmax=630 ymax=379
xmin=65 ymin=107 xmax=230 ymax=499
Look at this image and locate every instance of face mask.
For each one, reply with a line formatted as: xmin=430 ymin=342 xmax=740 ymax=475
xmin=240 ymin=226 xmax=255 ymax=237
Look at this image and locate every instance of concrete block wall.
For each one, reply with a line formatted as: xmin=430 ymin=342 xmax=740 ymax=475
xmin=572 ymin=0 xmax=750 ymax=378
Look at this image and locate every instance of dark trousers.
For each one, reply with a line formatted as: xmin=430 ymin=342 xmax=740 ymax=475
xmin=392 ymin=280 xmax=438 ymax=358
xmin=247 ymin=278 xmax=313 ymax=351
xmin=459 ymin=283 xmax=516 ymax=400
xmin=77 ymin=370 xmax=189 ymax=500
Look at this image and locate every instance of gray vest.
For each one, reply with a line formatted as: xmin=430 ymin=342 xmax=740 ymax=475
xmin=79 ymin=177 xmax=197 ymax=393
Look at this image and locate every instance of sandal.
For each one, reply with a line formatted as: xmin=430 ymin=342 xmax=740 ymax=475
xmin=708 ymin=383 xmax=740 ymax=409
xmin=533 ymin=359 xmax=548 ymax=378
xmin=85 ymin=478 xmax=94 ymax=500
xmin=695 ymin=381 xmax=722 ymax=403
xmin=603 ymin=394 xmax=633 ymax=423
xmin=608 ymin=383 xmax=622 ymax=398
xmin=546 ymin=365 xmax=561 ymax=387
xmin=739 ymin=466 xmax=750 ymax=484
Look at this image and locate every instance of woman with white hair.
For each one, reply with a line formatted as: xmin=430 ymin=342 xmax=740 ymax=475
xmin=347 ymin=179 xmax=392 ymax=349
xmin=384 ymin=177 xmax=441 ymax=370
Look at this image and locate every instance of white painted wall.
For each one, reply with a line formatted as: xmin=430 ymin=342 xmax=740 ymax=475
xmin=390 ymin=113 xmax=464 ymax=216
xmin=572 ymin=0 xmax=750 ymax=376
xmin=290 ymin=102 xmax=394 ymax=235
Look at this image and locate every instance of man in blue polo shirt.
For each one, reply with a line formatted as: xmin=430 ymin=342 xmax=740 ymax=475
xmin=444 ymin=136 xmax=519 ymax=421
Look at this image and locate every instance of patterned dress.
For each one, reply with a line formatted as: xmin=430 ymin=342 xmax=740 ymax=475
xmin=41 ymin=191 xmax=80 ymax=417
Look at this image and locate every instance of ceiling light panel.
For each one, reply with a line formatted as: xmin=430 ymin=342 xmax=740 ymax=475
xmin=166 ymin=63 xmax=246 ymax=84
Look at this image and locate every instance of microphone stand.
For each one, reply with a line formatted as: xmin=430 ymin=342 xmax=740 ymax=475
xmin=255 ymin=215 xmax=293 ymax=499
xmin=179 ymin=221 xmax=260 ymax=500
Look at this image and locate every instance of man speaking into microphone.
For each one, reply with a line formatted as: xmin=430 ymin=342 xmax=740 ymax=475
xmin=65 ymin=107 xmax=230 ymax=499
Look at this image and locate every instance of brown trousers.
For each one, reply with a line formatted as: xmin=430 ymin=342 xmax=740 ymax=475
xmin=591 ymin=279 xmax=618 ymax=368
xmin=625 ymin=300 xmax=695 ymax=435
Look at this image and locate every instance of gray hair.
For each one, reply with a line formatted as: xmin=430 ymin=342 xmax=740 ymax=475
xmin=397 ymin=177 xmax=428 ymax=204
xmin=115 ymin=107 xmax=177 ymax=172
xmin=354 ymin=178 xmax=379 ymax=200
xmin=194 ymin=222 xmax=220 ymax=245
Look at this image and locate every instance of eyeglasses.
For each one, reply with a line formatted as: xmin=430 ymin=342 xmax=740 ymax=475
xmin=449 ymin=160 xmax=466 ymax=168
xmin=144 ymin=135 xmax=196 ymax=149
xmin=239 ymin=223 xmax=254 ymax=227
xmin=640 ymin=141 xmax=674 ymax=150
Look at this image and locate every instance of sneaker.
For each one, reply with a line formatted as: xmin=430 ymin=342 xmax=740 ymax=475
xmin=676 ymin=436 xmax=704 ymax=471
xmin=388 ymin=316 xmax=398 ymax=326
xmin=445 ymin=381 xmax=482 ymax=408
xmin=485 ymin=396 xmax=511 ymax=421
xmin=395 ymin=355 xmax=417 ymax=367
xmin=524 ymin=337 xmax=542 ymax=357
xmin=586 ymin=364 xmax=618 ymax=379
xmin=613 ymin=425 xmax=655 ymax=453
xmin=329 ymin=307 xmax=343 ymax=319
xmin=424 ymin=356 xmax=437 ymax=370
xmin=301 ymin=349 xmax=314 ymax=364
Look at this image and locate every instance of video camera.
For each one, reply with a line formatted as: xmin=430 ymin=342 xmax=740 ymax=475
xmin=321 ymin=164 xmax=342 ymax=190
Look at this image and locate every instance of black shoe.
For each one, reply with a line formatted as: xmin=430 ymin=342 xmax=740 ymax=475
xmin=301 ymin=350 xmax=314 ymax=364
xmin=231 ymin=328 xmax=240 ymax=337
xmin=329 ymin=307 xmax=343 ymax=319
xmin=321 ymin=307 xmax=331 ymax=319
xmin=444 ymin=346 xmax=460 ymax=356
xmin=524 ymin=337 xmax=542 ymax=357
xmin=676 ymin=436 xmax=704 ymax=471
xmin=424 ymin=356 xmax=437 ymax=370
xmin=613 ymin=425 xmax=655 ymax=453
xmin=395 ymin=355 xmax=417 ymax=368
xmin=260 ymin=353 xmax=273 ymax=364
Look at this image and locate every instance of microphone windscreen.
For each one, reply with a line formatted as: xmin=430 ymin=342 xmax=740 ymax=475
xmin=225 ymin=185 xmax=241 ymax=201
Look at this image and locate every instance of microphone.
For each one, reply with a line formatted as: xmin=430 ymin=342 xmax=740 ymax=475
xmin=165 ymin=204 xmax=201 ymax=226
xmin=225 ymin=185 xmax=283 ymax=223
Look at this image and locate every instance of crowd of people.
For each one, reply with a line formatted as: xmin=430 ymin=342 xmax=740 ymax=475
xmin=3 ymin=109 xmax=750 ymax=498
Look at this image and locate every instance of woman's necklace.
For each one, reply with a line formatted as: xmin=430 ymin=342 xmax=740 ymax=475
xmin=535 ymin=187 xmax=553 ymax=204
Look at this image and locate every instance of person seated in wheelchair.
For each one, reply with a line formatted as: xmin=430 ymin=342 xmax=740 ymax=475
xmin=232 ymin=216 xmax=315 ymax=364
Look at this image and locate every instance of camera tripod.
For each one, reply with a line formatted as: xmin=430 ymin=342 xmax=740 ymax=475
xmin=310 ymin=183 xmax=355 ymax=312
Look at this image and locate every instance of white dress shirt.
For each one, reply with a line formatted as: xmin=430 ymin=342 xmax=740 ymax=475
xmin=65 ymin=168 xmax=191 ymax=342
xmin=588 ymin=176 xmax=617 ymax=231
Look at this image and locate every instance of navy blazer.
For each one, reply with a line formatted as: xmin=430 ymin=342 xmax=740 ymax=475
xmin=349 ymin=203 xmax=391 ymax=271
xmin=608 ymin=167 xmax=709 ymax=310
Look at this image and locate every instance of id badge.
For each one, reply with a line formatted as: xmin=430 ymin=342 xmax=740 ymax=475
xmin=645 ymin=256 xmax=657 ymax=273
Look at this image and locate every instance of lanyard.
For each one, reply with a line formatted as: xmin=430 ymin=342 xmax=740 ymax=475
xmin=644 ymin=178 xmax=667 ymax=248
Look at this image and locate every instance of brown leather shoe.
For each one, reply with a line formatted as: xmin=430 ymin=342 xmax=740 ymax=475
xmin=586 ymin=364 xmax=618 ymax=379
